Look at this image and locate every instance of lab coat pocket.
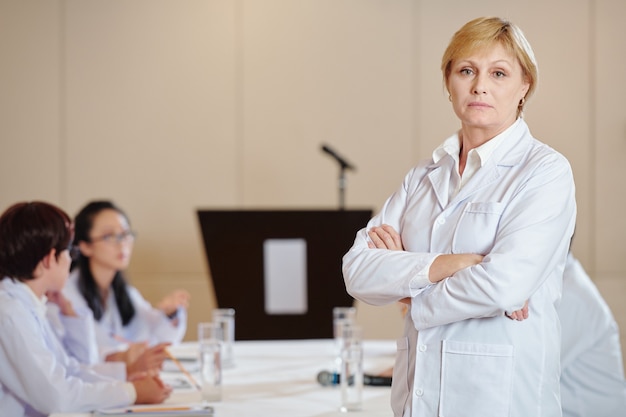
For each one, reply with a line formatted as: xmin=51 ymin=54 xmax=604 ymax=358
xmin=452 ymin=201 xmax=505 ymax=254
xmin=391 ymin=337 xmax=410 ymax=417
xmin=439 ymin=340 xmax=513 ymax=417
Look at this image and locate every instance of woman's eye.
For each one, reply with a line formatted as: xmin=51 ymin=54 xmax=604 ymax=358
xmin=101 ymin=234 xmax=115 ymax=242
xmin=460 ymin=68 xmax=473 ymax=75
xmin=494 ymin=70 xmax=506 ymax=78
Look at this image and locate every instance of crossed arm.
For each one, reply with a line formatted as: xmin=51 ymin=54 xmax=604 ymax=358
xmin=367 ymin=224 xmax=528 ymax=320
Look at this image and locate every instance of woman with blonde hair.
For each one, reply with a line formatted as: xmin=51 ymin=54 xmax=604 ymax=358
xmin=344 ymin=17 xmax=575 ymax=416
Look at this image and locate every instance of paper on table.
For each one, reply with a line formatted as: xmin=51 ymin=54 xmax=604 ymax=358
xmin=94 ymin=404 xmax=213 ymax=416
xmin=162 ymin=357 xmax=200 ymax=373
xmin=160 ymin=375 xmax=194 ymax=391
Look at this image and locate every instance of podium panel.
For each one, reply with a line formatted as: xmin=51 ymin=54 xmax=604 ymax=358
xmin=197 ymin=209 xmax=372 ymax=340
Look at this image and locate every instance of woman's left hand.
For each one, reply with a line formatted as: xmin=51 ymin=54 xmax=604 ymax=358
xmin=506 ymin=300 xmax=529 ymax=321
xmin=367 ymin=224 xmax=405 ymax=251
xmin=157 ymin=290 xmax=191 ymax=317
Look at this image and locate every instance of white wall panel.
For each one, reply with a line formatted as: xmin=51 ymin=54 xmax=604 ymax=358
xmin=64 ymin=0 xmax=239 ymax=274
xmin=595 ymin=0 xmax=626 ymax=275
xmin=240 ymin=0 xmax=415 ymax=211
xmin=0 ymin=1 xmax=63 ymax=209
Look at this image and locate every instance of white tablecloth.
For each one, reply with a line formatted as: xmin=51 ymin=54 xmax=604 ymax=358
xmin=51 ymin=339 xmax=396 ymax=417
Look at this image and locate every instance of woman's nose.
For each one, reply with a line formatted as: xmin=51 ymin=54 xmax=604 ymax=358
xmin=473 ymin=84 xmax=487 ymax=95
xmin=472 ymin=74 xmax=488 ymax=94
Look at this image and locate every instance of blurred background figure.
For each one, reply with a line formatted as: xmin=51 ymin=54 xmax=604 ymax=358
xmin=558 ymin=251 xmax=626 ymax=417
xmin=60 ymin=200 xmax=190 ymax=370
xmin=0 ymin=201 xmax=171 ymax=416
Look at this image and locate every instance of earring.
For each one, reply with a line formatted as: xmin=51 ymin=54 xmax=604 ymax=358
xmin=448 ymin=94 xmax=452 ymax=102
xmin=519 ymin=97 xmax=525 ymax=106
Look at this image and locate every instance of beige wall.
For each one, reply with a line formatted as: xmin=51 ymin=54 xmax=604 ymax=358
xmin=0 ymin=1 xmax=624 ymax=355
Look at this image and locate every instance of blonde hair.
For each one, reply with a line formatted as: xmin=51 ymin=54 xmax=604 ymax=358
xmin=441 ymin=17 xmax=538 ymax=114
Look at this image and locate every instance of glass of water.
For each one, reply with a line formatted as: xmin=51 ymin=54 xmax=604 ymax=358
xmin=213 ymin=308 xmax=235 ymax=368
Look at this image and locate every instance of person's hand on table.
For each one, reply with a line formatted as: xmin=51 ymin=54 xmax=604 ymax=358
xmin=132 ymin=374 xmax=172 ymax=404
xmin=126 ymin=342 xmax=170 ymax=375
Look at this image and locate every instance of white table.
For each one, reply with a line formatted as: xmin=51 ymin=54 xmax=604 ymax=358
xmin=51 ymin=339 xmax=395 ymax=417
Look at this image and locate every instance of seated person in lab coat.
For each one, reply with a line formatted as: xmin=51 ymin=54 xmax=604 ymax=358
xmin=54 ymin=200 xmax=190 ymax=369
xmin=46 ymin=287 xmax=171 ymax=379
xmin=0 ymin=201 xmax=171 ymax=417
xmin=558 ymin=252 xmax=626 ymax=417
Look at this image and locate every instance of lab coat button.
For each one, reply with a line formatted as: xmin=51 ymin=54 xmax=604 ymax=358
xmin=437 ymin=217 xmax=445 ymax=225
xmin=418 ymin=344 xmax=427 ymax=352
xmin=415 ymin=388 xmax=424 ymax=396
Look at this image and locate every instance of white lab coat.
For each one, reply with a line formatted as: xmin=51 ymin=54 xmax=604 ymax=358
xmin=559 ymin=253 xmax=626 ymax=417
xmin=46 ymin=303 xmax=127 ymax=380
xmin=343 ymin=119 xmax=576 ymax=417
xmin=62 ymin=270 xmax=187 ymax=361
xmin=0 ymin=279 xmax=134 ymax=417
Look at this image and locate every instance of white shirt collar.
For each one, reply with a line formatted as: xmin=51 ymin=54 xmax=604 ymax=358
xmin=18 ymin=280 xmax=48 ymax=316
xmin=433 ymin=118 xmax=521 ymax=166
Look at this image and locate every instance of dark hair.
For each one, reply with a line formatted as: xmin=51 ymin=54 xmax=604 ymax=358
xmin=0 ymin=201 xmax=72 ymax=281
xmin=73 ymin=200 xmax=135 ymax=325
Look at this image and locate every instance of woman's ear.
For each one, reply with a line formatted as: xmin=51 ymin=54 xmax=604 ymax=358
xmin=521 ymin=77 xmax=530 ymax=97
xmin=78 ymin=240 xmax=92 ymax=257
xmin=40 ymin=248 xmax=57 ymax=269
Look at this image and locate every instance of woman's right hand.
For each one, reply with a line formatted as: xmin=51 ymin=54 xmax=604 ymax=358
xmin=132 ymin=374 xmax=172 ymax=404
xmin=126 ymin=342 xmax=170 ymax=375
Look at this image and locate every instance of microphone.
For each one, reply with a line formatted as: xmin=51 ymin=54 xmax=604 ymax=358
xmin=321 ymin=144 xmax=355 ymax=171
xmin=316 ymin=370 xmax=392 ymax=387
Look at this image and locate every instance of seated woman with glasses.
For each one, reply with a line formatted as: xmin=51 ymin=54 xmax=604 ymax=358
xmin=54 ymin=200 xmax=190 ymax=370
xmin=0 ymin=201 xmax=171 ymax=416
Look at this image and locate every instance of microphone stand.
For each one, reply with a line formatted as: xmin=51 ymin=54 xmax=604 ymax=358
xmin=321 ymin=144 xmax=355 ymax=210
xmin=338 ymin=163 xmax=348 ymax=211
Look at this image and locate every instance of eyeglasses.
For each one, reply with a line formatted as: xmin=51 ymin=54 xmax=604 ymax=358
xmin=68 ymin=244 xmax=81 ymax=261
xmin=90 ymin=230 xmax=136 ymax=244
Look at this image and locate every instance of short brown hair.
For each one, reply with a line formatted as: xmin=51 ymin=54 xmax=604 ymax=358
xmin=0 ymin=201 xmax=72 ymax=281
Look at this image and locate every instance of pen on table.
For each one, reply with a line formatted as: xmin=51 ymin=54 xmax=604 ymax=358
xmin=120 ymin=405 xmax=200 ymax=413
xmin=111 ymin=333 xmax=202 ymax=391
xmin=164 ymin=348 xmax=202 ymax=391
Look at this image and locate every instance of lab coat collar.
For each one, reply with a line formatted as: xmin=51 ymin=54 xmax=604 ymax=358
xmin=426 ymin=119 xmax=532 ymax=209
xmin=427 ymin=155 xmax=456 ymax=209
xmin=0 ymin=278 xmax=48 ymax=318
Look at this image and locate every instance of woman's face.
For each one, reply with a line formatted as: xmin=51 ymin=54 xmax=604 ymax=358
xmin=447 ymin=42 xmax=530 ymax=136
xmin=79 ymin=208 xmax=134 ymax=273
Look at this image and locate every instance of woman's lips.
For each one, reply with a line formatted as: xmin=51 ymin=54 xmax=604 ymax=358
xmin=468 ymin=101 xmax=492 ymax=108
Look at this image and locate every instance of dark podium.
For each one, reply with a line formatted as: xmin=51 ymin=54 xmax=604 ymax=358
xmin=197 ymin=209 xmax=372 ymax=340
